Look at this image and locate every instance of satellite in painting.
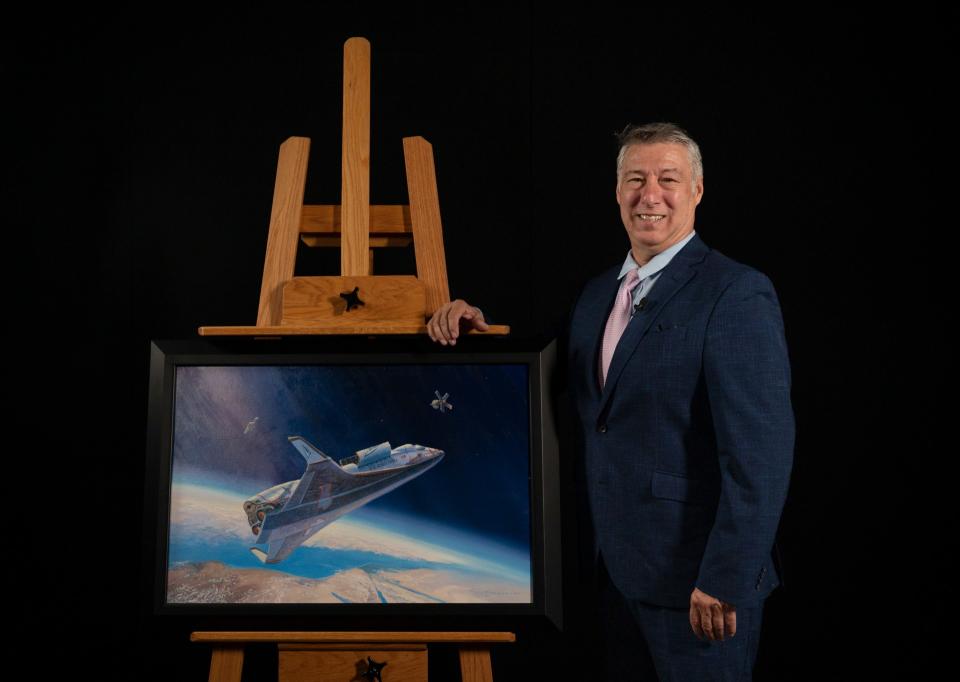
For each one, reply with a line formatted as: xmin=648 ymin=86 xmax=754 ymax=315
xmin=430 ymin=390 xmax=453 ymax=413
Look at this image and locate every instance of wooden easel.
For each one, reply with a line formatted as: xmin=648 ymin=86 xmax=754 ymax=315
xmin=192 ymin=631 xmax=516 ymax=682
xmin=191 ymin=38 xmax=515 ymax=682
xmin=198 ymin=37 xmax=508 ymax=337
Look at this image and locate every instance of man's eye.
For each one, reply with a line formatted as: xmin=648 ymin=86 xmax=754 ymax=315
xmin=662 ymin=178 xmax=677 ymax=183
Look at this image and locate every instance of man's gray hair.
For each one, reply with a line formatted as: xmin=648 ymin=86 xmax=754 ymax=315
xmin=616 ymin=122 xmax=703 ymax=182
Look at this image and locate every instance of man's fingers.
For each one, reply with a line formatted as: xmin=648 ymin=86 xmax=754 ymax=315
xmin=689 ymin=588 xmax=738 ymax=641
xmin=429 ymin=309 xmax=446 ymax=344
xmin=689 ymin=589 xmax=736 ymax=642
xmin=689 ymin=605 xmax=704 ymax=640
xmin=690 ymin=604 xmax=715 ymax=640
xmin=445 ymin=305 xmax=461 ymax=344
xmin=724 ymin=605 xmax=737 ymax=639
xmin=428 ymin=304 xmax=455 ymax=345
xmin=699 ymin=605 xmax=715 ymax=640
xmin=710 ymin=602 xmax=725 ymax=641
xmin=463 ymin=309 xmax=489 ymax=331
xmin=427 ymin=300 xmax=485 ymax=345
xmin=438 ymin=305 xmax=454 ymax=342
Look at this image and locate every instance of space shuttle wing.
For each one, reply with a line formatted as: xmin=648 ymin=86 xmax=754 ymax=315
xmin=283 ymin=436 xmax=356 ymax=509
xmin=250 ymin=529 xmax=312 ymax=564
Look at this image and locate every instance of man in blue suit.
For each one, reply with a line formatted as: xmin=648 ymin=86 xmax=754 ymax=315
xmin=428 ymin=122 xmax=793 ymax=680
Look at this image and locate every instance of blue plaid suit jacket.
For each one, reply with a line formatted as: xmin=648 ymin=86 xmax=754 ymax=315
xmin=568 ymin=233 xmax=794 ymax=607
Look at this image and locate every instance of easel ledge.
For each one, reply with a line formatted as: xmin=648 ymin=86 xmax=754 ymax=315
xmin=198 ymin=324 xmax=510 ymax=336
xmin=191 ymin=631 xmax=516 ymax=643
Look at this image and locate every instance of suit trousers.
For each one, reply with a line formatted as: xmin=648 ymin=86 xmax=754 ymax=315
xmin=596 ymin=555 xmax=764 ymax=681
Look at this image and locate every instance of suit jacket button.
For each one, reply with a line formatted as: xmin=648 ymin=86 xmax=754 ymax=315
xmin=598 ymin=424 xmax=607 ymax=433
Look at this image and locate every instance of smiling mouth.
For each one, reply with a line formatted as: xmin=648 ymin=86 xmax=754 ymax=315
xmin=636 ymin=214 xmax=665 ymax=222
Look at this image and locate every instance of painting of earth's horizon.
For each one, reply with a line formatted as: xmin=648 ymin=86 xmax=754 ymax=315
xmin=165 ymin=363 xmax=532 ymax=604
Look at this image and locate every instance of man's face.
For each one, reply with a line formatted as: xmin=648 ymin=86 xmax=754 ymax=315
xmin=616 ymin=142 xmax=704 ymax=262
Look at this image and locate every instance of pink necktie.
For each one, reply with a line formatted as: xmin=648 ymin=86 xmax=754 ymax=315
xmin=600 ymin=268 xmax=640 ymax=388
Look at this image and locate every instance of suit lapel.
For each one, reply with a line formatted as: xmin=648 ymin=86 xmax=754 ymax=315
xmin=597 ymin=235 xmax=710 ymax=419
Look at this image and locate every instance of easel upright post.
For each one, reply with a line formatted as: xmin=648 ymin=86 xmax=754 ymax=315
xmin=341 ymin=36 xmax=371 ymax=277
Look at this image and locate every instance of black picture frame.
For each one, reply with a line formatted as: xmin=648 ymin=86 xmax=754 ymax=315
xmin=143 ymin=336 xmax=562 ymax=630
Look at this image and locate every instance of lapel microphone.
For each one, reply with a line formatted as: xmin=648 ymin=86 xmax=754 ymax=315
xmin=634 ymin=297 xmax=648 ymax=313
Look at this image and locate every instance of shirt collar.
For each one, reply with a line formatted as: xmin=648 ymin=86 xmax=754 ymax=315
xmin=617 ymin=231 xmax=697 ymax=281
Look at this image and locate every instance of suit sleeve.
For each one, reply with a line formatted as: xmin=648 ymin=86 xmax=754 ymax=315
xmin=696 ymin=269 xmax=794 ymax=605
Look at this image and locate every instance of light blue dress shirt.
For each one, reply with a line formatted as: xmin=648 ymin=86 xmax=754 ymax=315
xmin=616 ymin=231 xmax=697 ymax=314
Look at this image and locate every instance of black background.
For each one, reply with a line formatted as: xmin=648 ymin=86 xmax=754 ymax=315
xmin=10 ymin=4 xmax=950 ymax=679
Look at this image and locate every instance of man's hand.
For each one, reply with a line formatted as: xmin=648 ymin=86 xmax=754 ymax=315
xmin=426 ymin=299 xmax=489 ymax=346
xmin=689 ymin=587 xmax=737 ymax=641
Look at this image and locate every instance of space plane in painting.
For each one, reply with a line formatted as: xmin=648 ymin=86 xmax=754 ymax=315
xmin=243 ymin=436 xmax=444 ymax=563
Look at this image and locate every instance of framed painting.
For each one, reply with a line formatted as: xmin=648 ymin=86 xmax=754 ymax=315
xmin=144 ymin=337 xmax=562 ymax=627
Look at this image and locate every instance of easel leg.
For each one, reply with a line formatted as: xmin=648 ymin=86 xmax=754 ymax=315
xmin=208 ymin=645 xmax=244 ymax=682
xmin=256 ymin=136 xmax=310 ymax=327
xmin=458 ymin=646 xmax=494 ymax=682
xmin=403 ymin=135 xmax=451 ymax=315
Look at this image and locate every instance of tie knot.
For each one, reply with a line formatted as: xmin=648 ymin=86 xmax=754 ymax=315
xmin=624 ymin=267 xmax=640 ymax=291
